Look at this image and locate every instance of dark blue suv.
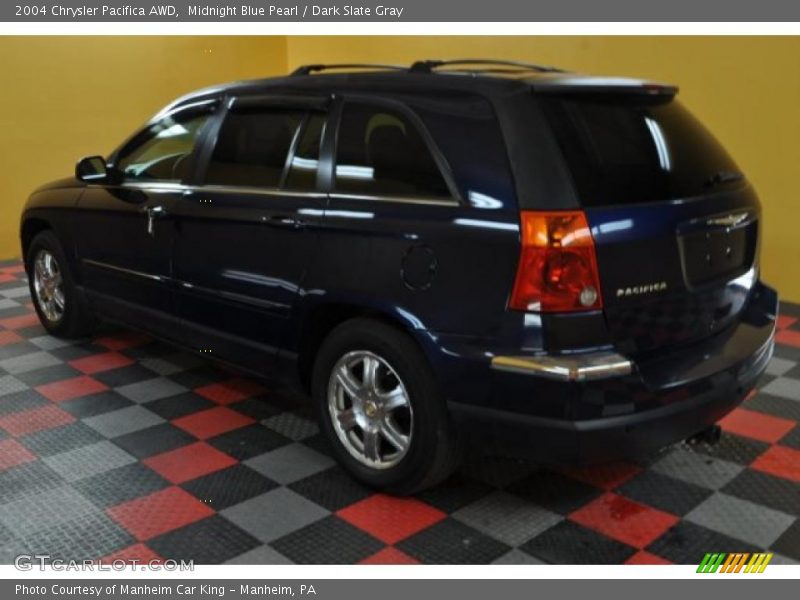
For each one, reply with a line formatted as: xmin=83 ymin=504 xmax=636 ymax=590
xmin=21 ymin=60 xmax=777 ymax=493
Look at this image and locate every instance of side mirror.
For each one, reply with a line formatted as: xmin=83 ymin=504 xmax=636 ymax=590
xmin=76 ymin=155 xmax=108 ymax=182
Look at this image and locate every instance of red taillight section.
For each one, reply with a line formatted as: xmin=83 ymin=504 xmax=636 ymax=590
xmin=509 ymin=211 xmax=603 ymax=313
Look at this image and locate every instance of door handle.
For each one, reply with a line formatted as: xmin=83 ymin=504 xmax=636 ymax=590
xmin=263 ymin=215 xmax=306 ymax=230
xmin=142 ymin=205 xmax=168 ymax=236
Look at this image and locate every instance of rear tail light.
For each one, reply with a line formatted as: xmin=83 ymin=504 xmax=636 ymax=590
xmin=509 ymin=211 xmax=603 ymax=313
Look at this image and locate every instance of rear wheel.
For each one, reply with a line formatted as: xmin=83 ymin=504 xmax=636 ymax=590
xmin=26 ymin=230 xmax=95 ymax=338
xmin=312 ymin=318 xmax=460 ymax=494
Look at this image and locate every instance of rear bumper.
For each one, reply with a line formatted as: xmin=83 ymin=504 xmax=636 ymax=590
xmin=443 ymin=282 xmax=778 ymax=465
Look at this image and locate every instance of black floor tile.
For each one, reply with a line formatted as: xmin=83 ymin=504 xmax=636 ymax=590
xmin=521 ymin=520 xmax=636 ymax=565
xmin=646 ymin=520 xmax=759 ymax=565
xmin=111 ymin=423 xmax=196 ymax=459
xmin=75 ymin=462 xmax=170 ymax=508
xmin=207 ymin=424 xmax=290 ymax=461
xmin=506 ymin=470 xmax=603 ymax=515
xmin=149 ymin=515 xmax=261 ymax=564
xmin=618 ymin=470 xmax=713 ymax=516
xmin=272 ymin=516 xmax=384 ymax=564
xmin=397 ymin=518 xmax=510 ymax=564
xmin=289 ymin=468 xmax=373 ymax=512
xmin=181 ymin=465 xmax=277 ymax=511
xmin=722 ymin=469 xmax=800 ymax=517
xmin=59 ymin=391 xmax=135 ymax=419
xmin=142 ymin=392 xmax=215 ymax=421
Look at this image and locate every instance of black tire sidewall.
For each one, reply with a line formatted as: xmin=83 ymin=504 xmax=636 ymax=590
xmin=312 ymin=319 xmax=447 ymax=493
xmin=26 ymin=231 xmax=83 ymax=338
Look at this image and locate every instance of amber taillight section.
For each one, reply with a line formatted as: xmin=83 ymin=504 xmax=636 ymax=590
xmin=509 ymin=211 xmax=603 ymax=313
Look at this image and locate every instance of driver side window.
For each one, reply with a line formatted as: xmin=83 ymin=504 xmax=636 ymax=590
xmin=115 ymin=109 xmax=213 ymax=183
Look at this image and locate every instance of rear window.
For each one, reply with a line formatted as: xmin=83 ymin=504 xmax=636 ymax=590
xmin=540 ymin=94 xmax=741 ymax=207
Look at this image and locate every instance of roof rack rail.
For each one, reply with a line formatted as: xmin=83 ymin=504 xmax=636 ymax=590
xmin=409 ymin=59 xmax=565 ymax=74
xmin=291 ymin=63 xmax=407 ymax=76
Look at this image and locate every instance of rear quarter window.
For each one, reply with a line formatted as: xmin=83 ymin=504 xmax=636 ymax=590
xmin=539 ymin=94 xmax=741 ymax=207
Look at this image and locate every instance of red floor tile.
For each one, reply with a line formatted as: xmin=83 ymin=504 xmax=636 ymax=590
xmin=0 ymin=404 xmax=75 ymax=437
xmin=337 ymin=494 xmax=446 ymax=544
xmin=0 ymin=439 xmax=37 ymax=470
xmin=143 ymin=441 xmax=237 ymax=484
xmin=561 ymin=462 xmax=642 ymax=491
xmin=95 ymin=332 xmax=152 ymax=351
xmin=1 ymin=264 xmax=26 ymax=274
xmin=36 ymin=375 xmax=109 ymax=403
xmin=107 ymin=487 xmax=214 ymax=541
xmin=0 ymin=273 xmax=17 ymax=284
xmin=359 ymin=547 xmax=420 ymax=565
xmin=570 ymin=492 xmax=679 ymax=548
xmin=0 ymin=330 xmax=23 ymax=346
xmin=776 ymin=329 xmax=800 ymax=348
xmin=751 ymin=445 xmax=800 ymax=483
xmin=195 ymin=378 xmax=267 ymax=405
xmin=719 ymin=408 xmax=796 ymax=444
xmin=776 ymin=315 xmax=798 ymax=330
xmin=98 ymin=543 xmax=163 ymax=565
xmin=172 ymin=406 xmax=255 ymax=440
xmin=0 ymin=313 xmax=40 ymax=330
xmin=625 ymin=551 xmax=672 ymax=565
xmin=69 ymin=351 xmax=135 ymax=375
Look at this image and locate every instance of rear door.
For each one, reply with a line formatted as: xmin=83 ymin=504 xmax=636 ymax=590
xmin=171 ymin=95 xmax=329 ymax=373
xmin=539 ymin=91 xmax=760 ymax=355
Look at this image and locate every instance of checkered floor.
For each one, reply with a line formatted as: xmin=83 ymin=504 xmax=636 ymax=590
xmin=0 ymin=259 xmax=798 ymax=565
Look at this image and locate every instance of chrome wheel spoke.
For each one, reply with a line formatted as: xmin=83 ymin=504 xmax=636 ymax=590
xmin=362 ymin=430 xmax=381 ymax=462
xmin=380 ymin=418 xmax=409 ymax=452
xmin=379 ymin=387 xmax=407 ymax=411
xmin=335 ymin=365 xmax=362 ymax=400
xmin=362 ymin=355 xmax=380 ymax=392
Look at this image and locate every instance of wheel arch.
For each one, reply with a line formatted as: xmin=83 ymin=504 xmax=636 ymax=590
xmin=294 ymin=301 xmax=436 ymax=394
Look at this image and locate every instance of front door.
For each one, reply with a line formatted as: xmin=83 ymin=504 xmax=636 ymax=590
xmin=76 ymin=100 xmax=218 ymax=336
xmin=171 ymin=97 xmax=329 ymax=373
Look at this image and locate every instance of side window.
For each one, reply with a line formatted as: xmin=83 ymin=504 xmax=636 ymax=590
xmin=116 ymin=110 xmax=212 ymax=183
xmin=204 ymin=108 xmax=305 ymax=188
xmin=284 ymin=114 xmax=325 ymax=191
xmin=334 ymin=102 xmax=452 ymax=198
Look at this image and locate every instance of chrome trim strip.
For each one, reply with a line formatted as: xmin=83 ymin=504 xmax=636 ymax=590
xmin=491 ymin=351 xmax=633 ymax=382
xmin=82 ymin=259 xmax=165 ymax=282
xmin=194 ymin=184 xmax=327 ymax=200
xmin=328 ymin=192 xmax=459 ymax=207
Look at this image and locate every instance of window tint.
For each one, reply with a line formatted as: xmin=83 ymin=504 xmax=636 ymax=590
xmin=205 ymin=109 xmax=305 ymax=188
xmin=284 ymin=114 xmax=325 ymax=191
xmin=116 ymin=111 xmax=212 ymax=182
xmin=540 ymin=95 xmax=740 ymax=207
xmin=334 ymin=103 xmax=451 ymax=198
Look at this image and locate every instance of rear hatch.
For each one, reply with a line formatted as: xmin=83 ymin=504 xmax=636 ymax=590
xmin=538 ymin=86 xmax=760 ymax=356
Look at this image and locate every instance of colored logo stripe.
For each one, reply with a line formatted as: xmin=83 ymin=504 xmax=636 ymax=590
xmin=697 ymin=552 xmax=773 ymax=573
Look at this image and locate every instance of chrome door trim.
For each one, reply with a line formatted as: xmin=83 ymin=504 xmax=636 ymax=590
xmin=328 ymin=192 xmax=460 ymax=207
xmin=82 ymin=259 xmax=166 ymax=282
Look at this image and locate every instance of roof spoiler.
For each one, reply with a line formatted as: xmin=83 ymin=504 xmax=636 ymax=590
xmin=531 ymin=76 xmax=678 ymax=95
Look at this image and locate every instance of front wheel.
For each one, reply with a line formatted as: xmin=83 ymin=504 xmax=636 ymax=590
xmin=312 ymin=318 xmax=460 ymax=495
xmin=26 ymin=230 xmax=96 ymax=338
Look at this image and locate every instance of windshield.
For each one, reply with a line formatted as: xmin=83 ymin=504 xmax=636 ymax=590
xmin=539 ymin=94 xmax=742 ymax=207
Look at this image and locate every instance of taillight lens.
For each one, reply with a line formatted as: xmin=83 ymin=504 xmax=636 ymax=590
xmin=509 ymin=211 xmax=603 ymax=313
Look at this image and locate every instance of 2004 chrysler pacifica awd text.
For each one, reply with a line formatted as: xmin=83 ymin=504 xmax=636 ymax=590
xmin=20 ymin=60 xmax=777 ymax=493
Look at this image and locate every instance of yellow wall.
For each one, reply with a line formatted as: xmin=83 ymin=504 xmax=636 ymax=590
xmin=0 ymin=36 xmax=286 ymax=260
xmin=3 ymin=36 xmax=799 ymax=301
xmin=287 ymin=36 xmax=800 ymax=302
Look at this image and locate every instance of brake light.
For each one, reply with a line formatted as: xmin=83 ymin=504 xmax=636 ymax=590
xmin=509 ymin=211 xmax=603 ymax=313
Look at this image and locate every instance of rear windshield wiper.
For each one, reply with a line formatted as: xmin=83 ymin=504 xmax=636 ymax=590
xmin=704 ymin=170 xmax=744 ymax=187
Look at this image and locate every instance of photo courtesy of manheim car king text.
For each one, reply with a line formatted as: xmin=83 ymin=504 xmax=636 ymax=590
xmin=0 ymin=0 xmax=798 ymax=597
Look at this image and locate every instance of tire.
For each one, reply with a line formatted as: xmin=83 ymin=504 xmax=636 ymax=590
xmin=26 ymin=230 xmax=96 ymax=338
xmin=312 ymin=317 xmax=461 ymax=494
